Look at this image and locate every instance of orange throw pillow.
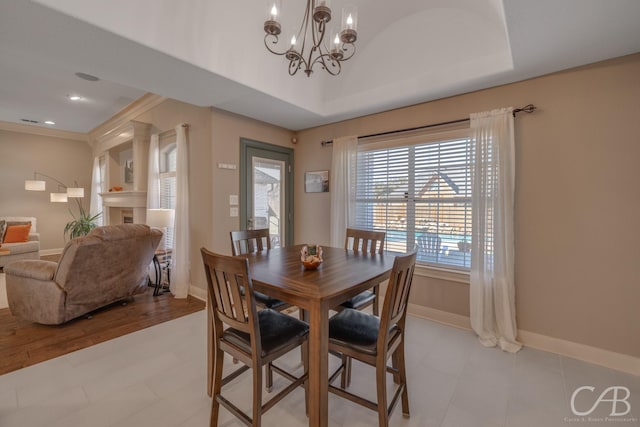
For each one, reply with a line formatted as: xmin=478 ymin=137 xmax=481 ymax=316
xmin=3 ymin=224 xmax=32 ymax=243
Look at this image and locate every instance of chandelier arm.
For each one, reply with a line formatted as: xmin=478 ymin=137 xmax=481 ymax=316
xmin=264 ymin=34 xmax=288 ymax=55
xmin=286 ymin=51 xmax=308 ymax=76
xmin=339 ymin=43 xmax=357 ymax=61
xmin=289 ymin=58 xmax=302 ymax=76
xmin=313 ymin=53 xmax=341 ymax=76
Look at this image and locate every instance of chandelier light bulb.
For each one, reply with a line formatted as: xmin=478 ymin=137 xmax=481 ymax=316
xmin=334 ymin=34 xmax=340 ymax=45
xmin=290 ymin=35 xmax=297 ymax=46
xmin=264 ymin=0 xmax=282 ymax=35
xmin=346 ymin=14 xmax=353 ymax=27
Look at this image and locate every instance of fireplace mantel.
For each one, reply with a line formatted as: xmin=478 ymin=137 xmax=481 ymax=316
xmin=100 ymin=191 xmax=147 ymax=208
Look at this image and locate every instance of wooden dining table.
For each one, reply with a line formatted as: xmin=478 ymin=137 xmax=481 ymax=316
xmin=207 ymin=244 xmax=395 ymax=427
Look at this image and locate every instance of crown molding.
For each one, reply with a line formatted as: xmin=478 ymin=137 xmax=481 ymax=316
xmin=88 ymin=93 xmax=167 ymax=144
xmin=0 ymin=120 xmax=88 ymax=142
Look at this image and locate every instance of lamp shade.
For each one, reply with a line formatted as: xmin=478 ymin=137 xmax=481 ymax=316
xmin=50 ymin=192 xmax=68 ymax=203
xmin=147 ymin=209 xmax=175 ymax=229
xmin=67 ymin=187 xmax=85 ymax=198
xmin=25 ymin=180 xmax=46 ymax=191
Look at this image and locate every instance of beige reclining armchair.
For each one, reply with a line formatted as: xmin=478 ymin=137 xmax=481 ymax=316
xmin=5 ymin=224 xmax=162 ymax=325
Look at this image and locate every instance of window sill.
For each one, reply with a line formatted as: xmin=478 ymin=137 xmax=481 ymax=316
xmin=414 ymin=264 xmax=470 ymax=284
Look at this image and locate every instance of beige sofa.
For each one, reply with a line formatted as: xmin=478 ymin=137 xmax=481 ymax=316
xmin=5 ymin=224 xmax=162 ymax=324
xmin=0 ymin=216 xmax=40 ymax=268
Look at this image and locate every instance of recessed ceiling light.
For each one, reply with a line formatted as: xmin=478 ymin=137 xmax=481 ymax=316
xmin=44 ymin=120 xmax=56 ymax=125
xmin=75 ymin=72 xmax=100 ymax=82
xmin=67 ymin=94 xmax=84 ymax=101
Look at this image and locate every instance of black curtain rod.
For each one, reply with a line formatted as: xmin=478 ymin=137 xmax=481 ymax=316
xmin=320 ymin=104 xmax=536 ymax=146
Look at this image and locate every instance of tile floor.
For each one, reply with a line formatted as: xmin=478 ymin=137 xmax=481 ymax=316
xmin=0 ymin=311 xmax=638 ymax=427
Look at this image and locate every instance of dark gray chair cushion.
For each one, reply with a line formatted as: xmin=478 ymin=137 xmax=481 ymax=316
xmin=254 ymin=291 xmax=289 ymax=310
xmin=329 ymin=308 xmax=398 ymax=355
xmin=339 ymin=290 xmax=375 ymax=310
xmin=223 ymin=309 xmax=309 ymax=357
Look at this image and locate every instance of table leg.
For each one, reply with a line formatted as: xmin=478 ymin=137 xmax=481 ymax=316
xmin=307 ymin=301 xmax=329 ymax=427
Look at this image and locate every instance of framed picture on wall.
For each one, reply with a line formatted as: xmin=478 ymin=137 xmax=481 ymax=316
xmin=305 ymin=170 xmax=329 ymax=193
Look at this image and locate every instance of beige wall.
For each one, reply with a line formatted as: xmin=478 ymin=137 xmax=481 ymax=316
xmin=208 ymin=108 xmax=295 ymax=255
xmin=294 ymin=53 xmax=640 ymax=358
xmin=130 ymin=102 xmax=294 ymax=294
xmin=0 ymin=129 xmax=92 ymax=250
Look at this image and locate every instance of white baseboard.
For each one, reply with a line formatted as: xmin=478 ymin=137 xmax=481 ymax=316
xmin=188 ymin=285 xmax=207 ymax=302
xmin=407 ymin=304 xmax=640 ymax=376
xmin=408 ymin=303 xmax=472 ymax=331
xmin=39 ymin=248 xmax=63 ymax=256
xmin=518 ymin=330 xmax=640 ymax=377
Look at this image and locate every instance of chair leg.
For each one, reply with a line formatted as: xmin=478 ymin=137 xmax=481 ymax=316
xmin=391 ymin=351 xmax=400 ymax=385
xmin=340 ymin=354 xmax=348 ymax=389
xmin=266 ymin=364 xmax=273 ymax=392
xmin=372 ymin=284 xmax=379 ymax=316
xmin=210 ymin=346 xmax=224 ymax=427
xmin=397 ymin=343 xmax=410 ymax=417
xmin=252 ymin=361 xmax=263 ymax=427
xmin=376 ymin=354 xmax=389 ymax=427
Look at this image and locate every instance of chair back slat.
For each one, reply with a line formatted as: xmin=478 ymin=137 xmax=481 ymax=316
xmin=380 ymin=247 xmax=417 ymax=344
xmin=201 ymin=248 xmax=258 ymax=334
xmin=230 ymin=229 xmax=272 ymax=256
xmin=344 ymin=228 xmax=386 ymax=254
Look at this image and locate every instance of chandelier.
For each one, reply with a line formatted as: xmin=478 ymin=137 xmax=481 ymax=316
xmin=263 ymin=1 xmax=358 ymax=77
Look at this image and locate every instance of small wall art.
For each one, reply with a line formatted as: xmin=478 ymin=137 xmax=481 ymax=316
xmin=304 ymin=170 xmax=329 ymax=193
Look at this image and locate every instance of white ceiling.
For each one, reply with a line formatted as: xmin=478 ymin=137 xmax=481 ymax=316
xmin=1 ymin=0 xmax=639 ymax=133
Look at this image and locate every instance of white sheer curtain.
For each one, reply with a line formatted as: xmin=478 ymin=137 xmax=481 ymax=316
xmin=147 ymin=134 xmax=160 ymax=209
xmin=329 ymin=135 xmax=358 ymax=247
xmin=470 ymin=107 xmax=521 ymax=353
xmin=171 ymin=124 xmax=190 ymax=298
xmin=89 ymin=155 xmax=104 ymax=226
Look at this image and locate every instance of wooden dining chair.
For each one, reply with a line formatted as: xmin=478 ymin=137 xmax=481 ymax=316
xmin=201 ymin=247 xmax=309 ymax=427
xmin=337 ymin=228 xmax=386 ymax=315
xmin=230 ymin=229 xmax=291 ymax=313
xmin=327 ymin=247 xmax=417 ymax=427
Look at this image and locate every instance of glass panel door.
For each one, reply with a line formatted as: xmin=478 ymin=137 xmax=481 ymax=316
xmin=252 ymin=156 xmax=285 ymax=247
xmin=240 ymin=138 xmax=294 ymax=247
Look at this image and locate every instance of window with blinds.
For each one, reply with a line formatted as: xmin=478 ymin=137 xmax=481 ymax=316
xmin=354 ymin=131 xmax=473 ymax=270
xmin=160 ymin=144 xmax=177 ymax=248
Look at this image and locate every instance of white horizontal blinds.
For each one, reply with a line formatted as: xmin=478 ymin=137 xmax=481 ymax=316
xmin=355 ymin=132 xmax=472 ymax=270
xmin=160 ymin=145 xmax=177 ymax=248
xmin=355 ymin=147 xmax=409 ymax=254
xmin=414 ymin=137 xmax=472 ymax=269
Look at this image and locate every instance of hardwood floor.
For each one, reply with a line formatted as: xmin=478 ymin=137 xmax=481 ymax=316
xmin=0 ymin=287 xmax=205 ymax=376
